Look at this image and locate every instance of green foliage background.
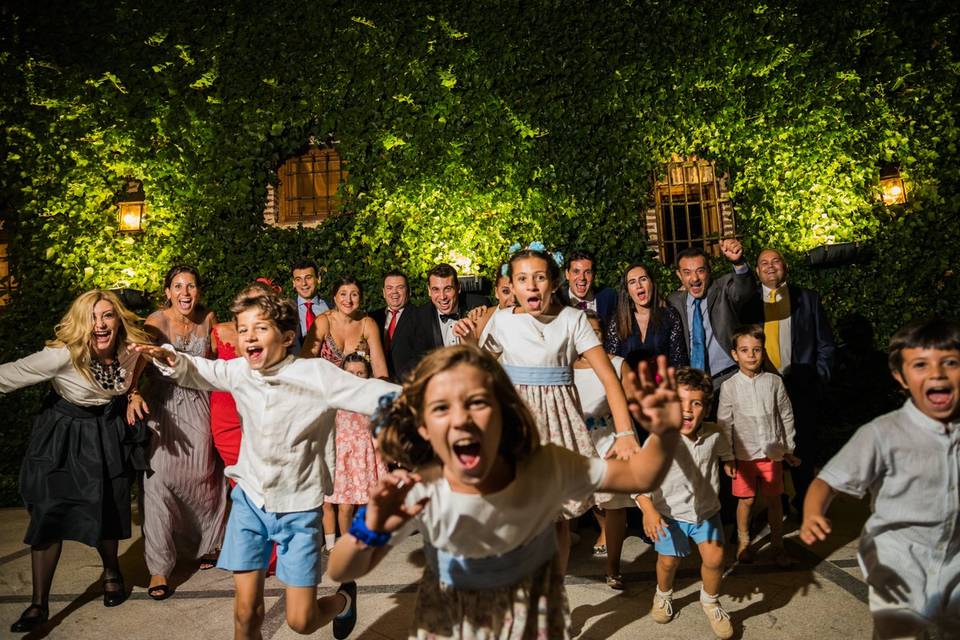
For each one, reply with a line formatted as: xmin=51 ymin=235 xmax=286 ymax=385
xmin=1 ymin=0 xmax=958 ymax=502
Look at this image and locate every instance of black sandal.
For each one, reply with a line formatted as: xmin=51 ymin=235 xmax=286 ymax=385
xmin=10 ymin=603 xmax=48 ymax=633
xmin=103 ymin=574 xmax=127 ymax=607
xmin=148 ymin=583 xmax=171 ymax=601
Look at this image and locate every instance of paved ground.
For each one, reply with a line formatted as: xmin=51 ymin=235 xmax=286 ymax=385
xmin=0 ymin=496 xmax=873 ymax=639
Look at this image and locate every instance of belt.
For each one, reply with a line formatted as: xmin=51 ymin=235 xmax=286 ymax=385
xmin=501 ymin=364 xmax=573 ymax=386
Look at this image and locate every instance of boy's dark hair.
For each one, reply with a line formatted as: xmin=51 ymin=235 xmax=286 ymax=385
xmin=427 ymin=263 xmax=459 ymax=289
xmin=230 ymin=291 xmax=297 ymax=335
xmin=566 ymin=249 xmax=595 ymax=268
xmin=731 ymin=324 xmax=765 ymax=348
xmin=291 ymin=258 xmax=319 ymax=275
xmin=382 ymin=270 xmax=407 ymax=284
xmin=888 ymin=317 xmax=960 ymax=373
xmin=675 ymin=246 xmax=710 ymax=269
xmin=675 ymin=367 xmax=714 ymax=405
xmin=342 ymin=351 xmax=374 ymax=377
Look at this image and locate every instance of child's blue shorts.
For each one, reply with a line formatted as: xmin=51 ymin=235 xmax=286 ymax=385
xmin=653 ymin=513 xmax=724 ymax=558
xmin=217 ymin=485 xmax=323 ymax=587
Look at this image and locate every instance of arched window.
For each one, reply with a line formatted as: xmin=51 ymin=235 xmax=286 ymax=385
xmin=264 ymin=138 xmax=348 ymax=228
xmin=644 ymin=155 xmax=736 ymax=264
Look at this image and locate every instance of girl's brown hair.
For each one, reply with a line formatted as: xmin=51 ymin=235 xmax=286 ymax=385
xmin=377 ymin=344 xmax=540 ymax=469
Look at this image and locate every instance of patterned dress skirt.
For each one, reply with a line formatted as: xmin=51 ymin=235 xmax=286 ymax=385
xmin=515 ymin=384 xmax=611 ymax=517
xmin=325 ymin=410 xmax=386 ymax=505
xmin=410 ymin=554 xmax=570 ymax=640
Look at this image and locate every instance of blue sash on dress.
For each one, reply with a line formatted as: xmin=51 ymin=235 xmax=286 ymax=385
xmin=423 ymin=525 xmax=558 ymax=590
xmin=501 ymin=364 xmax=573 ymax=386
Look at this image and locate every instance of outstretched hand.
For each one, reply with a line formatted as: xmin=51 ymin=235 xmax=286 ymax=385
xmin=624 ymin=355 xmax=682 ymax=435
xmin=133 ymin=344 xmax=178 ymax=367
xmin=365 ymin=469 xmax=429 ymax=534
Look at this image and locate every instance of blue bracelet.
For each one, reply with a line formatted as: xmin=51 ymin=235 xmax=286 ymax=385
xmin=348 ymin=505 xmax=391 ymax=547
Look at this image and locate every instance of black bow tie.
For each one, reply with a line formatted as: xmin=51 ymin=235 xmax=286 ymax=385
xmin=439 ymin=312 xmax=460 ymax=322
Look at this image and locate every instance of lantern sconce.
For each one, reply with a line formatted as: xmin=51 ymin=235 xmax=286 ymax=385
xmin=879 ymin=164 xmax=907 ymax=206
xmin=117 ymin=179 xmax=146 ymax=233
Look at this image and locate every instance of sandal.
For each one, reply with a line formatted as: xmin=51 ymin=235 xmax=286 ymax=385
xmin=592 ymin=544 xmax=607 ymax=558
xmin=605 ymin=574 xmax=625 ymax=590
xmin=148 ymin=583 xmax=171 ymax=601
xmin=198 ymin=557 xmax=217 ymax=571
xmin=10 ymin=604 xmax=48 ymax=633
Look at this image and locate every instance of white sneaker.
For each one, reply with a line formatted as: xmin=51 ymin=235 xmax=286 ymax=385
xmin=702 ymin=601 xmax=734 ymax=639
xmin=651 ymin=591 xmax=674 ymax=624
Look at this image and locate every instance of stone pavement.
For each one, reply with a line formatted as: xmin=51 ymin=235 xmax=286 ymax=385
xmin=0 ymin=495 xmax=873 ymax=639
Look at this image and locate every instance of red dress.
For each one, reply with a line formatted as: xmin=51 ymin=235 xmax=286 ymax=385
xmin=210 ymin=325 xmax=241 ymax=480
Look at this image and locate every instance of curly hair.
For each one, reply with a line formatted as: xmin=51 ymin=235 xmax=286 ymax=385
xmin=377 ymin=344 xmax=540 ymax=470
xmin=674 ymin=367 xmax=714 ymax=405
xmin=47 ymin=289 xmax=153 ymax=385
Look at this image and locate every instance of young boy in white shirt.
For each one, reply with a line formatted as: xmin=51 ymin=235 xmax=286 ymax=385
xmin=802 ymin=318 xmax=960 ymax=639
xmin=717 ymin=325 xmax=798 ymax=566
xmin=638 ymin=367 xmax=736 ymax=639
xmin=138 ymin=291 xmax=399 ymax=640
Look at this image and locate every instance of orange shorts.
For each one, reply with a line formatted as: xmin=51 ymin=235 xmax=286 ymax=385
xmin=731 ymin=458 xmax=783 ymax=498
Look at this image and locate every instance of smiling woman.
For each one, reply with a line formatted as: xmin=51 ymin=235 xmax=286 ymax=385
xmin=0 ymin=290 xmax=152 ymax=632
xmin=141 ymin=265 xmax=227 ymax=601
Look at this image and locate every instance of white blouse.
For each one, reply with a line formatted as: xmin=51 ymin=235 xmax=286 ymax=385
xmin=0 ymin=345 xmax=140 ymax=406
xmin=479 ymin=306 xmax=601 ymax=367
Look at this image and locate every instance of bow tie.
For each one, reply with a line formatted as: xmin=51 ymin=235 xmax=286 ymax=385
xmin=439 ymin=312 xmax=460 ymax=322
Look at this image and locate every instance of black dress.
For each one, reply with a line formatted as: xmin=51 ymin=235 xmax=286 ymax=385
xmin=604 ymin=305 xmax=689 ymax=370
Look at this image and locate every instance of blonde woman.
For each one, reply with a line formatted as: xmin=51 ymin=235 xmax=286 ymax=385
xmin=0 ymin=290 xmax=152 ymax=632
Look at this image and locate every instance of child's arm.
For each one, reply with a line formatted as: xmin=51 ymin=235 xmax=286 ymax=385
xmin=453 ymin=305 xmax=497 ymax=344
xmin=775 ymin=377 xmax=798 ymax=464
xmin=716 ymin=383 xmax=735 ymax=449
xmin=601 ymin=356 xmax=681 ymax=494
xmin=799 ymin=478 xmax=837 ymax=544
xmin=133 ymin=344 xmax=234 ymax=392
xmin=636 ymin=494 xmax=669 ymax=541
xmin=316 ymin=358 xmax=401 ymax=415
xmin=328 ymin=470 xmax=429 ymax=583
xmin=583 ymin=345 xmax=639 ymax=459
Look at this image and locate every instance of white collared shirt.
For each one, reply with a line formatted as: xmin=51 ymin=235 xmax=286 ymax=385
xmin=717 ymin=370 xmax=795 ymax=461
xmin=156 ymin=350 xmax=399 ymax=512
xmin=383 ymin=306 xmax=406 ymax=330
xmin=761 ymin=283 xmax=792 ymax=373
xmin=642 ymin=423 xmax=734 ymax=523
xmin=437 ymin=308 xmax=460 ymax=347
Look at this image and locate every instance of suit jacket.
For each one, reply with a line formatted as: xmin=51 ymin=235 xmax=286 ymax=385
xmin=742 ymin=284 xmax=836 ymax=386
xmin=369 ymin=305 xmax=416 ymax=381
xmin=561 ymin=286 xmax=618 ymax=327
xmin=393 ymin=293 xmax=488 ymax=381
xmin=667 ymin=268 xmax=755 ymax=360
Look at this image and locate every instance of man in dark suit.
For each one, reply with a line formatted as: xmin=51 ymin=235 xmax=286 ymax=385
xmin=368 ymin=270 xmax=414 ymax=381
xmin=561 ymin=249 xmax=617 ymax=327
xmin=667 ymin=239 xmax=754 ymax=388
xmin=743 ymin=248 xmax=836 ymax=512
xmin=392 ymin=263 xmax=487 ymax=380
xmin=290 ymin=258 xmax=330 ymax=355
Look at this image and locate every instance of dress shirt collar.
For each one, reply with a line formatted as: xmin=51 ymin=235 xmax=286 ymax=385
xmin=761 ymin=282 xmax=789 ymax=300
xmin=903 ymin=398 xmax=960 ymax=435
xmin=250 ymin=355 xmax=296 ymax=380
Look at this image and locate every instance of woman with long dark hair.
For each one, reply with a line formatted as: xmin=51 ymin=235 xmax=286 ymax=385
xmin=605 ymin=263 xmax=688 ymax=369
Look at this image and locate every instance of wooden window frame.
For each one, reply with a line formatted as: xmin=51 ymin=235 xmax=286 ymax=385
xmin=265 ymin=138 xmax=348 ymax=228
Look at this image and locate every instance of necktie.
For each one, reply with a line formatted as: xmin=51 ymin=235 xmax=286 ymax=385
xmin=764 ymin=289 xmax=782 ymax=370
xmin=304 ymin=301 xmax=315 ymax=332
xmin=385 ymin=309 xmax=399 ymax=350
xmin=690 ymin=298 xmax=707 ymax=372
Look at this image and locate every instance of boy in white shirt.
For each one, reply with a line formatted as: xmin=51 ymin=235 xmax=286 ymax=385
xmin=638 ymin=367 xmax=736 ymax=639
xmin=802 ymin=318 xmax=960 ymax=639
xmin=138 ymin=291 xmax=398 ymax=640
xmin=717 ymin=325 xmax=798 ymax=567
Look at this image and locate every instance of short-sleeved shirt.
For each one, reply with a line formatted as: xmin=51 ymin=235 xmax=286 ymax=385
xmin=393 ymin=444 xmax=607 ymax=558
xmin=819 ymin=400 xmax=960 ymax=620
xmin=479 ymin=306 xmax=601 ymax=368
xmin=642 ymin=422 xmax=734 ymax=523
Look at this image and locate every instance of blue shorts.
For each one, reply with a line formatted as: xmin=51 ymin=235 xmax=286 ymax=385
xmin=653 ymin=513 xmax=724 ymax=558
xmin=217 ymin=485 xmax=323 ymax=587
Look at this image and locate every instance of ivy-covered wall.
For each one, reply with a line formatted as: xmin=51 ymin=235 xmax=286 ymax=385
xmin=1 ymin=0 xmax=958 ymax=501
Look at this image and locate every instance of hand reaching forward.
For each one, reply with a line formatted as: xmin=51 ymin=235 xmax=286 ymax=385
xmin=133 ymin=344 xmax=178 ymax=367
xmin=624 ymin=355 xmax=682 ymax=435
xmin=365 ymin=469 xmax=430 ymax=534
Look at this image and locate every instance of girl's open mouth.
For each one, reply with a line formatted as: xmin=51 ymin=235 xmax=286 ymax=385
xmin=452 ymin=438 xmax=482 ymax=470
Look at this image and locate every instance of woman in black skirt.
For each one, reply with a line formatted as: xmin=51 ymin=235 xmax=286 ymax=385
xmin=0 ymin=289 xmax=152 ymax=632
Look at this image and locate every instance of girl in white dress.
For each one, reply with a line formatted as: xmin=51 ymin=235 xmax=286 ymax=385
xmin=455 ymin=247 xmax=640 ymax=573
xmin=327 ymin=345 xmax=682 ymax=639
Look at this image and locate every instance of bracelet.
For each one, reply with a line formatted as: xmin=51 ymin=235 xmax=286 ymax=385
xmin=613 ymin=430 xmax=637 ymax=439
xmin=348 ymin=505 xmax=391 ymax=548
